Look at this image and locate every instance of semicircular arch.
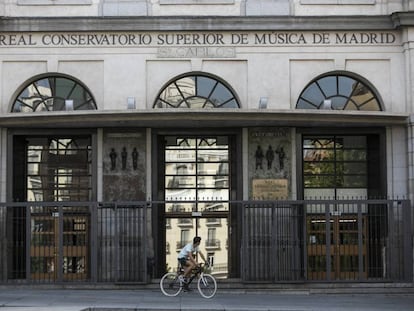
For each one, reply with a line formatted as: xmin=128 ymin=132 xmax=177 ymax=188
xmin=296 ymin=71 xmax=383 ymax=111
xmin=11 ymin=73 xmax=97 ymax=112
xmin=153 ymin=72 xmax=241 ymax=109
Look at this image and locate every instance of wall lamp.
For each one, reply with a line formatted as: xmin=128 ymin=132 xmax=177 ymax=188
xmin=127 ymin=97 xmax=136 ymax=109
xmin=259 ymin=97 xmax=268 ymax=109
xmin=65 ymin=99 xmax=74 ymax=111
xmin=322 ymin=99 xmax=332 ymax=110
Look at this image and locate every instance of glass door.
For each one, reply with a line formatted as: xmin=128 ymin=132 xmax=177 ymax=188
xmin=30 ymin=206 xmax=90 ymax=282
xmin=307 ymin=214 xmax=367 ymax=280
xmin=164 ymin=136 xmax=230 ymax=278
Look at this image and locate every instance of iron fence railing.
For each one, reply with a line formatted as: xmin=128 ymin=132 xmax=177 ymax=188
xmin=0 ymin=199 xmax=412 ymax=284
xmin=241 ymin=199 xmax=412 ymax=283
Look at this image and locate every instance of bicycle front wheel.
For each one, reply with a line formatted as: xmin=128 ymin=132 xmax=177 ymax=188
xmin=160 ymin=272 xmax=182 ymax=297
xmin=197 ymin=274 xmax=217 ymax=298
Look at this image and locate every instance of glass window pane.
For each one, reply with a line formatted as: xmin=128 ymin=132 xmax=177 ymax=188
xmin=303 ymin=149 xmax=335 ymax=161
xmin=198 ymin=188 xmax=229 ymax=200
xmin=198 ymin=162 xmax=228 ymax=175
xmin=159 ymin=84 xmax=183 ymax=107
xmin=343 ymin=162 xmax=367 ymax=174
xmin=209 ymin=83 xmax=233 ymax=104
xmin=185 ymin=97 xmax=205 ymax=108
xmin=13 ymin=77 xmax=95 ymax=112
xmin=165 ymin=189 xmax=196 ymax=201
xmin=165 ymin=176 xmax=196 ymax=188
xmin=351 ymin=94 xmax=375 ymax=107
xmin=199 ymin=202 xmax=229 ymax=212
xmin=296 ymin=75 xmax=381 ymax=111
xmin=359 ymin=98 xmax=380 ymax=111
xmin=340 ymin=136 xmax=366 ymax=148
xmin=197 ymin=76 xmax=215 ymax=98
xmin=165 ymin=203 xmax=194 ymax=213
xmin=343 ymin=175 xmax=367 ymax=187
xmin=220 ymin=99 xmax=239 ymax=108
xmin=165 ymin=163 xmax=195 ymax=175
xmin=154 ymin=75 xmax=239 ymax=108
xmin=331 ymin=96 xmax=347 ymax=110
xmin=317 ymin=76 xmax=337 ymax=97
xmin=297 ymin=98 xmax=318 ymax=109
xmin=338 ymin=76 xmax=355 ymax=96
xmin=55 ymin=78 xmax=75 ymax=99
xmin=35 ymin=79 xmax=52 ymax=97
xmin=304 ymin=162 xmax=335 ymax=174
xmin=300 ymin=83 xmax=325 ymax=105
xmin=304 ymin=175 xmax=335 ymax=188
xmin=176 ymin=77 xmax=196 ymax=98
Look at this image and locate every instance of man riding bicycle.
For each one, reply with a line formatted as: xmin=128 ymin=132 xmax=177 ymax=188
xmin=177 ymin=236 xmax=207 ymax=288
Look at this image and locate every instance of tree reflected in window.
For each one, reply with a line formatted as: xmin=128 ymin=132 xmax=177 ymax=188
xmin=12 ymin=76 xmax=96 ymax=112
xmin=296 ymin=74 xmax=382 ymax=111
xmin=154 ymin=74 xmax=240 ymax=108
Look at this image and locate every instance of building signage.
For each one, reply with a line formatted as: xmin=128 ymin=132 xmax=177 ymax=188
xmin=0 ymin=31 xmax=398 ymax=48
xmin=252 ymin=179 xmax=288 ymax=200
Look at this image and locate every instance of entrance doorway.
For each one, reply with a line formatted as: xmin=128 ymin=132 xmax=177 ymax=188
xmin=9 ymin=133 xmax=93 ymax=282
xmin=307 ymin=214 xmax=368 ymax=280
xmin=161 ymin=136 xmax=232 ymax=278
xmin=30 ymin=206 xmax=90 ymax=281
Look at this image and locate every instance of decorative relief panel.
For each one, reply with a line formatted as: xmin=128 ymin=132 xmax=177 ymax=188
xmin=103 ymin=130 xmax=146 ymax=201
xmin=248 ymin=127 xmax=292 ymax=200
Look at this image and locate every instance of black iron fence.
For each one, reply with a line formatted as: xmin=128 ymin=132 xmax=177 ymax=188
xmin=0 ymin=199 xmax=412 ymax=284
xmin=241 ymin=199 xmax=413 ymax=282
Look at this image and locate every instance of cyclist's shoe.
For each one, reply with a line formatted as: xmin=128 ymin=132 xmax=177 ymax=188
xmin=183 ymin=284 xmax=192 ymax=292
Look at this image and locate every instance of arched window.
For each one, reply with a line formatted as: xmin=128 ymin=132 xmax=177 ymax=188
xmin=154 ymin=73 xmax=240 ymax=108
xmin=12 ymin=75 xmax=97 ymax=112
xmin=296 ymin=73 xmax=382 ymax=111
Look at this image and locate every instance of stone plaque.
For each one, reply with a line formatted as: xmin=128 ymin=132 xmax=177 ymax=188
xmin=252 ymin=178 xmax=288 ymax=200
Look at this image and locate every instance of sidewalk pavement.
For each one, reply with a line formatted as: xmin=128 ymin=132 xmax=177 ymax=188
xmin=1 ymin=287 xmax=414 ymax=311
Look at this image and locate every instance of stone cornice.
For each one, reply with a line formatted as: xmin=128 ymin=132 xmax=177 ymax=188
xmin=0 ymin=15 xmax=403 ymax=32
xmin=391 ymin=11 xmax=414 ymax=27
xmin=0 ymin=109 xmax=408 ymax=129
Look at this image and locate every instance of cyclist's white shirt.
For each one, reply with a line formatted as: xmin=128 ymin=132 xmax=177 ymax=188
xmin=178 ymin=243 xmax=199 ymax=259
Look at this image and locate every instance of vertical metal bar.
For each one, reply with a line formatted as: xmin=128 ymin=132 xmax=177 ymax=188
xmin=303 ymin=202 xmax=308 ymax=281
xmin=325 ymin=203 xmax=331 ymax=281
xmin=143 ymin=202 xmax=147 ymax=283
xmin=402 ymin=200 xmax=412 ymax=282
xmin=241 ymin=203 xmax=245 ymax=281
xmin=387 ymin=201 xmax=395 ymax=280
xmin=272 ymin=203 xmax=276 ymax=282
xmin=57 ymin=205 xmax=63 ymax=282
xmin=90 ymin=203 xmax=97 ymax=283
xmin=357 ymin=202 xmax=363 ymax=280
xmin=25 ymin=205 xmax=31 ymax=282
xmin=114 ymin=203 xmax=119 ymax=282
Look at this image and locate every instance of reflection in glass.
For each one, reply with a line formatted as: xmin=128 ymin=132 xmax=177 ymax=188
xmin=303 ymin=135 xmax=368 ymax=196
xmin=165 ymin=217 xmax=228 ymax=278
xmin=296 ymin=74 xmax=381 ymax=111
xmin=26 ymin=137 xmax=92 ymax=202
xmin=12 ymin=76 xmax=96 ymax=112
xmin=165 ymin=136 xmax=229 ymax=212
xmin=154 ymin=74 xmax=240 ymax=109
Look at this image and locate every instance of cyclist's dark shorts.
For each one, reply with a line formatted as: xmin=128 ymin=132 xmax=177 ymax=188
xmin=178 ymin=257 xmax=187 ymax=266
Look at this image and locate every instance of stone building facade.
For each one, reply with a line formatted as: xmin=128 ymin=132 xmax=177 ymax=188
xmin=0 ymin=1 xmax=413 ymax=284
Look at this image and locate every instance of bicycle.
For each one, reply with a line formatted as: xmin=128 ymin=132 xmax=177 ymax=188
xmin=160 ymin=263 xmax=217 ymax=298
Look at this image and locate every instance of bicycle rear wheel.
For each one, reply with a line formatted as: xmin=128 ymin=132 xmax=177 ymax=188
xmin=197 ymin=274 xmax=217 ymax=298
xmin=160 ymin=272 xmax=182 ymax=296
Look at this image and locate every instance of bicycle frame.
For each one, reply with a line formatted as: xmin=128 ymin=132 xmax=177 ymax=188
xmin=160 ymin=263 xmax=217 ymax=298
